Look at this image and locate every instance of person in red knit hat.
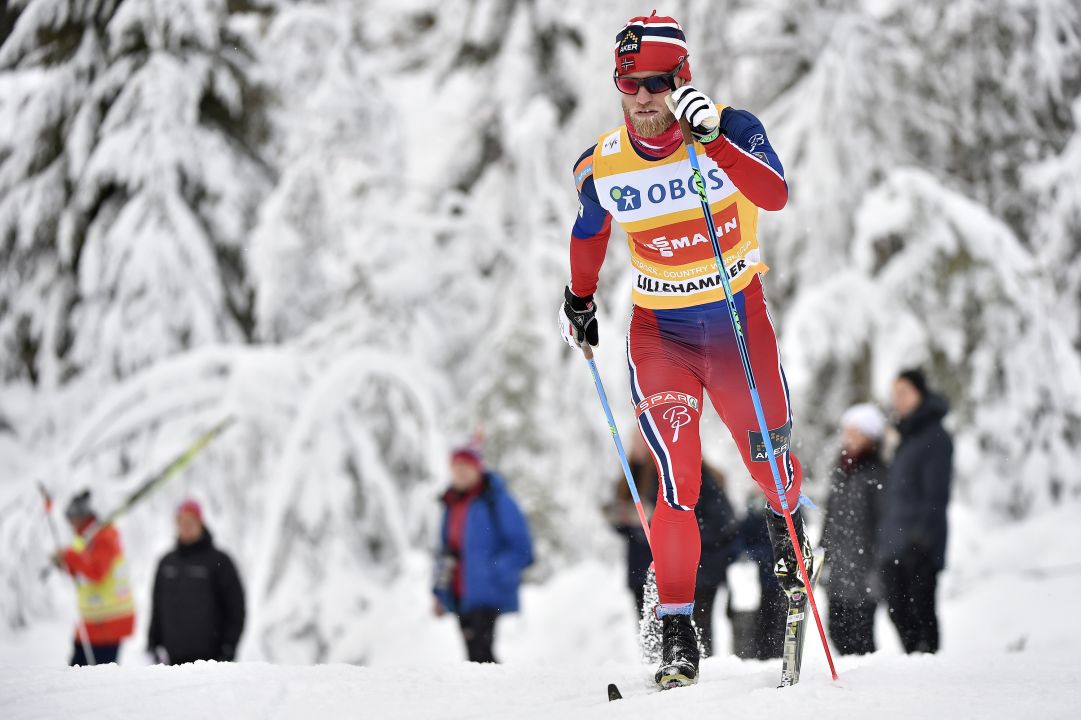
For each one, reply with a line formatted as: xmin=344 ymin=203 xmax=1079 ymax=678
xmin=433 ymin=444 xmax=533 ymax=663
xmin=559 ymin=12 xmax=811 ymax=688
xmin=147 ymin=499 xmax=246 ymax=665
xmin=52 ymin=490 xmax=135 ymax=665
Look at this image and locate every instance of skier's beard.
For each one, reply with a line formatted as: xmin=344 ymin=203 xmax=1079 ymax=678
xmin=622 ymin=97 xmax=677 ymax=137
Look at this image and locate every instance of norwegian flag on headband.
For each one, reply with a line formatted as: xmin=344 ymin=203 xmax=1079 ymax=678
xmin=613 ymin=11 xmax=692 ymax=79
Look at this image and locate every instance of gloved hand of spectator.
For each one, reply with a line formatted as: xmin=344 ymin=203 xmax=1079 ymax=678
xmin=434 ymin=553 xmax=457 ymax=591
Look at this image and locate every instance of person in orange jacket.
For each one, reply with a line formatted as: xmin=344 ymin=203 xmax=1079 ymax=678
xmin=51 ymin=490 xmax=135 ymax=665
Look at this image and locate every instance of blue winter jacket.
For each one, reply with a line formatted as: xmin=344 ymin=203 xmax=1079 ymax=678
xmin=434 ymin=472 xmax=534 ymax=614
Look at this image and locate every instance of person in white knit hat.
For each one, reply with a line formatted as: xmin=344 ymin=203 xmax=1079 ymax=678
xmin=820 ymin=403 xmax=889 ymax=655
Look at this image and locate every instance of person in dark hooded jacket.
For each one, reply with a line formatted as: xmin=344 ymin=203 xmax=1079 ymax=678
xmin=148 ymin=500 xmax=246 ymax=664
xmin=606 ymin=435 xmax=738 ymax=657
xmin=821 ymin=403 xmax=888 ymax=655
xmin=878 ymin=368 xmax=952 ymax=654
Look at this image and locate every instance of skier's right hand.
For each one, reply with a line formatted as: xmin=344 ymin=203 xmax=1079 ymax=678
xmin=559 ymin=286 xmax=599 ymax=348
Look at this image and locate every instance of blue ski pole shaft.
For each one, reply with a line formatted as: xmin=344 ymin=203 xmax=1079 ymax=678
xmin=582 ymin=344 xmax=651 ymax=546
xmin=676 ymin=115 xmax=837 ymax=681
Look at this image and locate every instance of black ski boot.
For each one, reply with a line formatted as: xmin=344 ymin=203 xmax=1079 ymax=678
xmin=765 ymin=508 xmax=814 ymax=599
xmin=654 ymin=613 xmax=700 ymax=689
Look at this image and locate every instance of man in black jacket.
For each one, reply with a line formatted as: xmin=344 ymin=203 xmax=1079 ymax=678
xmin=878 ymin=369 xmax=953 ymax=654
xmin=148 ymin=500 xmax=246 ymax=664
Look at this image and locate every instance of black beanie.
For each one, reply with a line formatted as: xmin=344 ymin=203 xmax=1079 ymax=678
xmin=898 ymin=368 xmax=929 ymax=396
xmin=65 ymin=489 xmax=94 ymax=521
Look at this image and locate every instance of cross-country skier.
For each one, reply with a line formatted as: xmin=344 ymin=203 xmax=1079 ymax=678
xmin=559 ymin=12 xmax=813 ymax=688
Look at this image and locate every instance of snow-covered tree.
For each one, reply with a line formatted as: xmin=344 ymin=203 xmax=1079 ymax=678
xmin=0 ymin=0 xmax=271 ymax=388
xmin=3 ymin=0 xmax=1081 ymax=664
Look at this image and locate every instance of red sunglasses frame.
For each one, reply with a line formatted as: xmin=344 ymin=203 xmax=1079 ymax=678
xmin=613 ymin=56 xmax=688 ymax=95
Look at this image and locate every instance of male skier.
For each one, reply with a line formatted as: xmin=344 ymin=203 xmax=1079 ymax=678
xmin=559 ymin=12 xmax=812 ymax=688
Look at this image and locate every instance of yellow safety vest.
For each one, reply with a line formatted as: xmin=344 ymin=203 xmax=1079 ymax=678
xmin=71 ymin=533 xmax=135 ymax=625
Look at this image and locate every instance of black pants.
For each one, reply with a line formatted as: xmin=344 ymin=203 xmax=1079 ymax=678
xmin=70 ymin=640 xmax=120 ymax=666
xmin=458 ymin=608 xmax=499 ymax=663
xmin=692 ymin=584 xmax=721 ymax=657
xmin=633 ymin=586 xmax=647 ymax=619
xmin=827 ymin=595 xmax=876 ymax=655
xmin=725 ymin=575 xmax=786 ymax=660
xmin=882 ymin=550 xmax=940 ymax=654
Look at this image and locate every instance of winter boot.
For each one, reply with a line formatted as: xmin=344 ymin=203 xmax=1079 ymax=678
xmin=654 ymin=613 xmax=700 ymax=689
xmin=765 ymin=507 xmax=814 ymax=599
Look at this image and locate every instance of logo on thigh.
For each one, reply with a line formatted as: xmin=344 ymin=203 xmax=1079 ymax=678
xmin=662 ymin=405 xmax=692 ymax=443
xmin=636 ymin=391 xmax=700 ymax=415
xmin=748 ymin=420 xmax=792 ymax=461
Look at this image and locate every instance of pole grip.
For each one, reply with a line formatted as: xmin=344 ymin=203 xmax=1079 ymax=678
xmin=678 ymin=116 xmax=694 ymax=146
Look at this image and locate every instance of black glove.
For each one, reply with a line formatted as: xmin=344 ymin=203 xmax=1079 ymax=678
xmin=434 ymin=553 xmax=457 ymax=592
xmin=559 ymin=286 xmax=599 ymax=348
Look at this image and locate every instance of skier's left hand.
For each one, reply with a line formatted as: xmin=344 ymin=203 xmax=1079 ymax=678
xmin=669 ymin=85 xmax=721 ymax=142
xmin=50 ymin=550 xmax=67 ymax=570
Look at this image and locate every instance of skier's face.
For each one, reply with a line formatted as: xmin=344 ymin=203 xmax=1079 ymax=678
xmin=891 ymin=378 xmax=923 ymax=419
xmin=621 ymin=73 xmax=682 ymax=137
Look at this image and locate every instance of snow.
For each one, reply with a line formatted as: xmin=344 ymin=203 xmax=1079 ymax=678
xmin=4 ymin=502 xmax=1080 ymax=718
xmin=3 ymin=650 xmax=1077 ymax=720
xmin=2 ymin=0 xmax=1081 ymax=701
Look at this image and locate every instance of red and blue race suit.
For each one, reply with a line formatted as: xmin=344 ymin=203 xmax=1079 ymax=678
xmin=570 ymin=106 xmax=801 ymax=605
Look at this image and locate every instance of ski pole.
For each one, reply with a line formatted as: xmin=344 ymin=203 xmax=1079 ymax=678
xmin=38 ymin=482 xmax=96 ymax=666
xmin=582 ymin=344 xmax=651 ymax=545
xmin=674 ymin=114 xmax=838 ymax=681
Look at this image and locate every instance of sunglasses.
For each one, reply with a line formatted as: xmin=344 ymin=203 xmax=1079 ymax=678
xmin=613 ymin=56 xmax=687 ymax=95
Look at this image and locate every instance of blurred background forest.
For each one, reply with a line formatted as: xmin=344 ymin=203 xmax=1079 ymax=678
xmin=1 ymin=0 xmax=1080 ymax=664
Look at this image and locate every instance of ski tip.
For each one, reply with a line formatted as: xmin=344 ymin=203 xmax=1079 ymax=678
xmin=607 ymin=683 xmax=623 ymax=701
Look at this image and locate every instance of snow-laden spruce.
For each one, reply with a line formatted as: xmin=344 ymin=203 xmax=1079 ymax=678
xmin=1 ymin=0 xmax=1081 ymax=664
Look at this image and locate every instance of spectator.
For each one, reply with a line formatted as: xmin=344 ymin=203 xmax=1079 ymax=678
xmin=433 ymin=446 xmax=534 ymax=663
xmin=607 ymin=436 xmax=738 ymax=657
xmin=821 ymin=403 xmax=888 ymax=655
xmin=691 ymin=464 xmax=738 ymax=657
xmin=879 ymin=368 xmax=953 ymax=654
xmin=605 ymin=435 xmax=658 ymax=616
xmin=147 ymin=499 xmax=246 ymax=664
xmin=52 ymin=490 xmax=135 ymax=666
xmin=727 ymin=504 xmax=786 ymax=660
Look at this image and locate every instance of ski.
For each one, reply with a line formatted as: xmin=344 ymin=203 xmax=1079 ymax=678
xmin=778 ymin=553 xmax=825 ymax=687
xmin=85 ymin=417 xmax=236 ymax=543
